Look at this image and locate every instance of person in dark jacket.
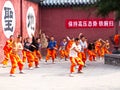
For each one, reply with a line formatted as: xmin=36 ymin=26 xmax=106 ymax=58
xmin=30 ymin=34 xmax=42 ymax=68
xmin=22 ymin=37 xmax=35 ymax=69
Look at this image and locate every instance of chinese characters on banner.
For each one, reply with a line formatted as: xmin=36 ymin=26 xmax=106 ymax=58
xmin=66 ymin=19 xmax=114 ymax=28
xmin=2 ymin=1 xmax=15 ymax=38
xmin=26 ymin=6 xmax=36 ymax=38
xmin=4 ymin=7 xmax=13 ymax=32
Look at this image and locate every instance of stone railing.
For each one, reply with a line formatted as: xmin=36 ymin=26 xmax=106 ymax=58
xmin=104 ymin=54 xmax=120 ymax=66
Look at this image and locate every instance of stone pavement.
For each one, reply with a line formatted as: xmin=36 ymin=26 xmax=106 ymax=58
xmin=0 ymin=58 xmax=120 ymax=90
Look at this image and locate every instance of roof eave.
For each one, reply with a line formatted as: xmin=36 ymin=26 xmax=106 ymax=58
xmin=26 ymin=0 xmax=44 ymax=4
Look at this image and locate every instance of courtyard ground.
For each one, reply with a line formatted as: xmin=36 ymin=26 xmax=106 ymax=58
xmin=0 ymin=58 xmax=120 ymax=90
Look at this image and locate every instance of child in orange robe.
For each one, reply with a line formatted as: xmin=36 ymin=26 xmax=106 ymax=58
xmin=95 ymin=39 xmax=102 ymax=58
xmin=2 ymin=35 xmax=14 ymax=68
xmin=10 ymin=36 xmax=24 ymax=77
xmin=114 ymin=34 xmax=119 ymax=45
xmin=69 ymin=38 xmax=84 ymax=77
xmin=59 ymin=38 xmax=68 ymax=61
xmin=87 ymin=43 xmax=96 ymax=61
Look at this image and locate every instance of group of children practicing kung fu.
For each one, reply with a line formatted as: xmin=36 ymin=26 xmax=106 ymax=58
xmin=2 ymin=33 xmax=111 ymax=77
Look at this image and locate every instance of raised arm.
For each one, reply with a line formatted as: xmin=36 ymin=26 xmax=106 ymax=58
xmin=78 ymin=33 xmax=83 ymax=39
xmin=66 ymin=36 xmax=71 ymax=41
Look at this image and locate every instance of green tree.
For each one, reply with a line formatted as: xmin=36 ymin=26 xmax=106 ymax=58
xmin=96 ymin=0 xmax=120 ymax=34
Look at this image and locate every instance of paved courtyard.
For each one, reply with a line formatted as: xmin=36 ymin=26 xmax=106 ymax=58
xmin=0 ymin=58 xmax=120 ymax=90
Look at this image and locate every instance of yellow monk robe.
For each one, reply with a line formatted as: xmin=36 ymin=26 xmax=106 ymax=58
xmin=70 ymin=57 xmax=84 ymax=73
xmin=95 ymin=41 xmax=102 ymax=57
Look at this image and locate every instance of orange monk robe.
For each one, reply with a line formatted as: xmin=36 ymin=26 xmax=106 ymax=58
xmin=87 ymin=50 xmax=96 ymax=61
xmin=70 ymin=57 xmax=84 ymax=73
xmin=2 ymin=40 xmax=13 ymax=65
xmin=22 ymin=50 xmax=41 ymax=68
xmin=101 ymin=47 xmax=111 ymax=57
xmin=10 ymin=40 xmax=24 ymax=75
xmin=59 ymin=42 xmax=68 ymax=59
xmin=82 ymin=52 xmax=87 ymax=63
xmin=26 ymin=51 xmax=35 ymax=68
xmin=46 ymin=46 xmax=57 ymax=61
xmin=101 ymin=47 xmax=106 ymax=57
xmin=10 ymin=53 xmax=24 ymax=74
xmin=95 ymin=41 xmax=102 ymax=57
xmin=55 ymin=45 xmax=58 ymax=58
xmin=78 ymin=52 xmax=86 ymax=63
xmin=66 ymin=40 xmax=74 ymax=54
xmin=32 ymin=50 xmax=40 ymax=67
xmin=46 ymin=39 xmax=58 ymax=62
xmin=35 ymin=50 xmax=42 ymax=60
xmin=59 ymin=50 xmax=68 ymax=59
xmin=114 ymin=34 xmax=119 ymax=45
xmin=22 ymin=50 xmax=27 ymax=63
xmin=78 ymin=52 xmax=82 ymax=60
xmin=3 ymin=40 xmax=13 ymax=52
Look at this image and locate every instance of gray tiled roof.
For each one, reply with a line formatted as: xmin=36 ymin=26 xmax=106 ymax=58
xmin=41 ymin=0 xmax=98 ymax=7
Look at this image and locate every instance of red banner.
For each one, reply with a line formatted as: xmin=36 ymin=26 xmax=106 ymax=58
xmin=66 ymin=19 xmax=114 ymax=28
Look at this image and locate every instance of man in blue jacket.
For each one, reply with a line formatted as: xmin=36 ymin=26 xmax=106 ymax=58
xmin=46 ymin=36 xmax=57 ymax=63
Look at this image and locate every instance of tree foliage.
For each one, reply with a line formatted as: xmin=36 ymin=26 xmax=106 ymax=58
xmin=96 ymin=0 xmax=120 ymax=21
